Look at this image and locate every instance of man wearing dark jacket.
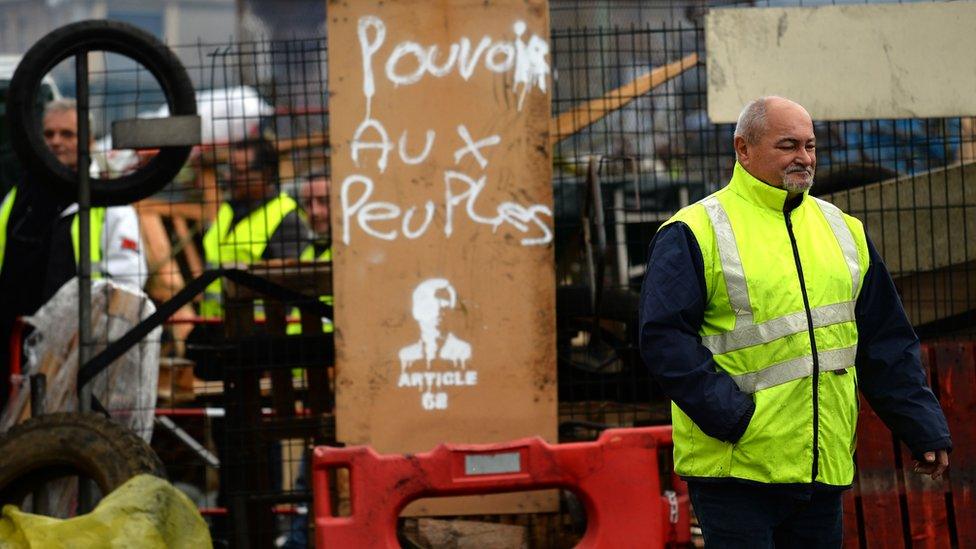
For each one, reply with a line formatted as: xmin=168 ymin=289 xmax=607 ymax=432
xmin=639 ymin=96 xmax=950 ymax=547
xmin=0 ymin=100 xmax=146 ymax=408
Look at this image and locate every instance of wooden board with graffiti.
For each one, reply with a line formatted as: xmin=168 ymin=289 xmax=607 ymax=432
xmin=327 ymin=0 xmax=556 ymax=515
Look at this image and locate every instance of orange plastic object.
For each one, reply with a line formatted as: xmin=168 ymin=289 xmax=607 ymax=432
xmin=312 ymin=426 xmax=690 ymax=548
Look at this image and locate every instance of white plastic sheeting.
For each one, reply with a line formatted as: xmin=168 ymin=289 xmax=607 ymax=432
xmin=1 ymin=278 xmax=161 ymax=439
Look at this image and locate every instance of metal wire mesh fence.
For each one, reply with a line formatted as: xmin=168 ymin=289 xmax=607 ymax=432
xmin=0 ymin=37 xmax=333 ymax=544
xmin=152 ymin=39 xmax=332 ymax=547
xmin=549 ymin=21 xmax=976 ymax=436
xmin=1 ymin=1 xmax=973 ymax=545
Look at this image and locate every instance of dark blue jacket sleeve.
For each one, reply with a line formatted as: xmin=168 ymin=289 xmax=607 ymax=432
xmin=639 ymin=222 xmax=755 ymax=443
xmin=855 ymin=236 xmax=952 ymax=458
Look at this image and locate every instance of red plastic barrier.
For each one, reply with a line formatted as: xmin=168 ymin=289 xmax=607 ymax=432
xmin=7 ymin=318 xmax=25 ymax=401
xmin=312 ymin=426 xmax=690 ymax=548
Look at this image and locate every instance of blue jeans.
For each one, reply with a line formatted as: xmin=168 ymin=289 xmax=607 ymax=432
xmin=282 ymin=454 xmax=310 ymax=549
xmin=688 ymin=482 xmax=844 ymax=548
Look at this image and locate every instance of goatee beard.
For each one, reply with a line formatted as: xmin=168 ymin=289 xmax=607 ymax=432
xmin=783 ymin=173 xmax=813 ymax=193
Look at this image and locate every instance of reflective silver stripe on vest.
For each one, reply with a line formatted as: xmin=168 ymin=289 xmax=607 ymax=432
xmin=702 ymin=300 xmax=856 ymax=354
xmin=731 ymin=346 xmax=857 ymax=394
xmin=812 ymin=197 xmax=861 ymax=300
xmin=700 ymin=196 xmax=861 ymax=354
xmin=701 ymin=196 xmax=752 ymax=320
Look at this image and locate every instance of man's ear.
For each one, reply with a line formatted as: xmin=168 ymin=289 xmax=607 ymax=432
xmin=733 ymin=135 xmax=749 ymax=164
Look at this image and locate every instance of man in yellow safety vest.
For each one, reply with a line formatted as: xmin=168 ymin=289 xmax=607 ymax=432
xmin=281 ymin=171 xmax=333 ymax=549
xmin=639 ymin=96 xmax=951 ymax=547
xmin=298 ymin=171 xmax=333 ymax=327
xmin=190 ymin=136 xmax=313 ymax=380
xmin=199 ymin=136 xmax=313 ymax=320
xmin=299 ymin=172 xmax=332 ymax=264
xmin=0 ymin=99 xmax=146 ymax=407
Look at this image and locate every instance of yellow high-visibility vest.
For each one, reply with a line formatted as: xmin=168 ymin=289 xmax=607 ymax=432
xmin=199 ymin=193 xmax=298 ymax=319
xmin=0 ymin=186 xmax=106 ymax=277
xmin=300 ymin=243 xmax=333 ymax=333
xmin=662 ymin=162 xmax=869 ymax=486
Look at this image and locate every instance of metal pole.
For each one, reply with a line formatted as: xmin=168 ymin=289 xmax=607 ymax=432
xmin=154 ymin=416 xmax=221 ymax=469
xmin=75 ymin=50 xmax=94 ymax=513
xmin=30 ymin=374 xmax=49 ymax=515
xmin=29 ymin=373 xmax=47 ymax=417
xmin=76 ymin=51 xmax=92 ymax=412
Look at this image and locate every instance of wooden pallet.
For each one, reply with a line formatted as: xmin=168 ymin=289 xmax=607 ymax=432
xmin=845 ymin=341 xmax=976 ymax=548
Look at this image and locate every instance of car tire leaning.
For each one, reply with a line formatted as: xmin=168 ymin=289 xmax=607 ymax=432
xmin=6 ymin=19 xmax=196 ymax=206
xmin=0 ymin=412 xmax=165 ymax=509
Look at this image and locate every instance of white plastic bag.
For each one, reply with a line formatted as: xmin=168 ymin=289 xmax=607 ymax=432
xmin=1 ymin=278 xmax=161 ymax=440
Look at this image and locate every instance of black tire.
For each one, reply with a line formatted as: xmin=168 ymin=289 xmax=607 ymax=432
xmin=7 ymin=20 xmax=196 ymax=206
xmin=0 ymin=412 xmax=166 ymax=507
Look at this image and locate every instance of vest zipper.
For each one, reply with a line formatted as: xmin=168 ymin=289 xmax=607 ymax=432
xmin=784 ymin=209 xmax=820 ymax=484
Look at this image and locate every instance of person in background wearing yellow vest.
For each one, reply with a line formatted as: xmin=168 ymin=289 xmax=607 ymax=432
xmin=191 ymin=136 xmax=313 ymax=379
xmin=639 ymin=97 xmax=950 ymax=547
xmin=299 ymin=172 xmax=332 ymax=263
xmin=299 ymin=171 xmax=333 ymax=331
xmin=281 ymin=171 xmax=332 ymax=549
xmin=0 ymin=99 xmax=146 ymax=407
xmin=199 ymin=136 xmax=313 ymax=317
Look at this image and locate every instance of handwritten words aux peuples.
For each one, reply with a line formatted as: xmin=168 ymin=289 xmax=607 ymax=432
xmin=339 ymin=15 xmax=554 ymax=248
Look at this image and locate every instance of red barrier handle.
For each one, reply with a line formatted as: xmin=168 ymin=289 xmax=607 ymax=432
xmin=311 ymin=448 xmax=353 ymax=521
xmin=7 ymin=317 xmax=25 ymax=401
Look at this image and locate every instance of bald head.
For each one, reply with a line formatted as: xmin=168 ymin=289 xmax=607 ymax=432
xmin=733 ymin=96 xmax=817 ymax=194
xmin=734 ymin=96 xmax=811 ymax=145
xmin=764 ymin=96 xmax=812 ymax=130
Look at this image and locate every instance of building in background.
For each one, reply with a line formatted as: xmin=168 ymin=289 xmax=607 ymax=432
xmin=0 ymin=0 xmax=237 ymax=137
xmin=0 ymin=0 xmax=236 ymax=54
xmin=237 ymin=0 xmax=324 ymax=41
